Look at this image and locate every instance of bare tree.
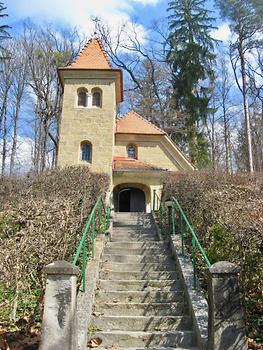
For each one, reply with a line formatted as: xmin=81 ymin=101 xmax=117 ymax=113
xmin=21 ymin=22 xmax=84 ymax=173
xmin=0 ymin=47 xmax=13 ymax=176
xmin=9 ymin=39 xmax=28 ymax=175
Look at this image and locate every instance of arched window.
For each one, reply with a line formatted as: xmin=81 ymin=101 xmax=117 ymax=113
xmin=77 ymin=88 xmax=87 ymax=107
xmin=127 ymin=144 xmax=137 ymax=159
xmin=81 ymin=142 xmax=92 ymax=162
xmin=92 ymin=88 xmax=102 ymax=107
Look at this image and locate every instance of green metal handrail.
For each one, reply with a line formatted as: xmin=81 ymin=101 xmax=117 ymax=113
xmin=72 ymin=194 xmax=112 ymax=291
xmin=153 ymin=190 xmax=211 ymax=289
xmin=153 ymin=190 xmax=166 ymax=232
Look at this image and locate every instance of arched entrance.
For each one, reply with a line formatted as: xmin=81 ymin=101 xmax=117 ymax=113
xmin=117 ymin=187 xmax=146 ymax=212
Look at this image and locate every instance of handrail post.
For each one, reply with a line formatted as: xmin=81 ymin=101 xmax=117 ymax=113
xmin=82 ymin=240 xmax=87 ymax=291
xmin=192 ymin=235 xmax=197 ymax=289
xmin=103 ymin=207 xmax=107 ymax=233
xmin=180 ymin=213 xmax=184 ymax=255
xmin=171 ymin=205 xmax=175 ymax=235
xmin=160 ymin=204 xmax=163 ymax=232
xmin=98 ymin=202 xmax=101 ymax=234
xmin=153 ymin=189 xmax=156 ymax=211
xmin=91 ymin=215 xmax=95 ymax=259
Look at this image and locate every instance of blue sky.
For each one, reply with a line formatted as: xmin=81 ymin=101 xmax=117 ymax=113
xmin=6 ymin=0 xmax=230 ymax=42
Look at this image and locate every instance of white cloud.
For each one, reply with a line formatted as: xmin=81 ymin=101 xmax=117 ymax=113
xmin=7 ymin=0 xmax=159 ymax=38
xmin=0 ymin=136 xmax=34 ymax=175
xmin=131 ymin=0 xmax=160 ymax=4
xmin=212 ymin=23 xmax=232 ymax=42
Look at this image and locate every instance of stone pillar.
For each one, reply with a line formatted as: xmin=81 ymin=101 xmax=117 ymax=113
xmin=208 ymin=261 xmax=248 ymax=350
xmin=39 ymin=261 xmax=79 ymax=350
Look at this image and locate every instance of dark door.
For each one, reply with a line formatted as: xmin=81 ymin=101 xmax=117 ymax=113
xmin=130 ymin=188 xmax=145 ymax=212
xmin=119 ymin=188 xmax=131 ymax=212
xmin=118 ymin=188 xmax=145 ymax=212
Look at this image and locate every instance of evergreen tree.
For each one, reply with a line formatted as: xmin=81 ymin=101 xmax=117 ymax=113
xmin=167 ymin=0 xmax=216 ymax=167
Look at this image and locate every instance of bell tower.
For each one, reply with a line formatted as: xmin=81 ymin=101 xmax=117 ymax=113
xmin=57 ymin=38 xmax=123 ymax=175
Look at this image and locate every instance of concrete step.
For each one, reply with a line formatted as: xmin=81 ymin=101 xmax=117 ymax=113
xmin=90 ymin=347 xmax=198 ymax=350
xmin=90 ymin=315 xmax=192 ymax=331
xmin=100 ymin=270 xmax=177 ymax=281
xmin=102 ymin=254 xmax=175 ymax=264
xmin=99 ymin=279 xmax=181 ymax=292
xmin=104 ymin=247 xmax=170 ymax=256
xmin=95 ymin=302 xmax=185 ymax=316
xmin=113 ymin=227 xmax=154 ymax=233
xmin=88 ymin=330 xmax=196 ymax=348
xmin=100 ymin=262 xmax=176 ymax=272
xmin=96 ymin=291 xmax=183 ymax=303
xmin=113 ymin=222 xmax=152 ymax=228
xmin=111 ymin=234 xmax=158 ymax=242
xmin=106 ymin=241 xmax=168 ymax=249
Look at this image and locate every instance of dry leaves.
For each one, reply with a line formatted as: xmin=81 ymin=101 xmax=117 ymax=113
xmin=87 ymin=337 xmax=102 ymax=348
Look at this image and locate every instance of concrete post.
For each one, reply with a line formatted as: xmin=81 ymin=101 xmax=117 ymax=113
xmin=39 ymin=261 xmax=79 ymax=350
xmin=208 ymin=261 xmax=248 ymax=350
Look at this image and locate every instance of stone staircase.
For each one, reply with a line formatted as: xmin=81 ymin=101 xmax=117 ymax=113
xmin=88 ymin=212 xmax=199 ymax=349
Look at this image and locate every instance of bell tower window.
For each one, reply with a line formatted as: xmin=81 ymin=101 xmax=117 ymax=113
xmin=92 ymin=88 xmax=102 ymax=107
xmin=81 ymin=141 xmax=92 ymax=162
xmin=77 ymin=88 xmax=88 ymax=107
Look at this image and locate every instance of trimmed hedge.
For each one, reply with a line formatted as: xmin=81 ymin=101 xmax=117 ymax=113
xmin=162 ymin=171 xmax=263 ymax=344
xmin=0 ymin=166 xmax=109 ymax=330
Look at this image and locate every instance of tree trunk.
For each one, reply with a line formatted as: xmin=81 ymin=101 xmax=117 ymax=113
xmin=239 ymin=42 xmax=254 ymax=173
xmin=1 ymin=106 xmax=7 ymax=177
xmin=9 ymin=103 xmax=20 ymax=176
xmin=222 ymin=101 xmax=230 ymax=173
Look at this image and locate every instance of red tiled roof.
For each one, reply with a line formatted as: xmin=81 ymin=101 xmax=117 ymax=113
xmin=66 ymin=38 xmax=112 ymax=70
xmin=113 ymin=156 xmax=166 ymax=171
xmin=116 ymin=110 xmax=166 ymax=135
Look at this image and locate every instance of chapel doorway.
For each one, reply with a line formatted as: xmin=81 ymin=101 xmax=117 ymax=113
xmin=118 ymin=187 xmax=146 ymax=212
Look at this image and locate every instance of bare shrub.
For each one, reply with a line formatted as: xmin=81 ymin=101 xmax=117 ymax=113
xmin=0 ymin=166 xmax=109 ymax=329
xmin=162 ymin=171 xmax=263 ymax=343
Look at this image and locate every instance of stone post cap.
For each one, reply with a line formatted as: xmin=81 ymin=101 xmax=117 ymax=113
xmin=44 ymin=260 xmax=79 ymax=276
xmin=209 ymin=261 xmax=241 ymax=274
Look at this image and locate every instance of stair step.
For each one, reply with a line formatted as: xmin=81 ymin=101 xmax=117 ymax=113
xmin=100 ymin=262 xmax=176 ymax=272
xmin=95 ymin=302 xmax=185 ymax=316
xmin=102 ymin=254 xmax=175 ymax=264
xmin=99 ymin=279 xmax=181 ymax=291
xmin=106 ymin=241 xmax=168 ymax=249
xmin=90 ymin=315 xmax=192 ymax=331
xmin=96 ymin=291 xmax=184 ymax=303
xmin=113 ymin=223 xmax=156 ymax=234
xmin=92 ymin=347 xmax=198 ymax=350
xmin=104 ymin=247 xmax=170 ymax=256
xmin=100 ymin=271 xmax=177 ymax=280
xmin=111 ymin=234 xmax=158 ymax=242
xmin=87 ymin=330 xmax=196 ymax=348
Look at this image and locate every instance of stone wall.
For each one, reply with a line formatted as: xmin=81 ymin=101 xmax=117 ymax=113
xmin=58 ymin=72 xmax=117 ymax=175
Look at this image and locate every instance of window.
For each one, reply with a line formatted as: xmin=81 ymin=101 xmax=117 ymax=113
xmin=92 ymin=88 xmax=102 ymax=107
xmin=81 ymin=142 xmax=92 ymax=162
xmin=77 ymin=88 xmax=87 ymax=107
xmin=127 ymin=144 xmax=137 ymax=159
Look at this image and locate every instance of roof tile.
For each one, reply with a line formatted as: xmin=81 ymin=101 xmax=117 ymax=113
xmin=116 ymin=110 xmax=165 ymax=135
xmin=67 ymin=38 xmax=112 ymax=70
xmin=113 ymin=156 xmax=166 ymax=171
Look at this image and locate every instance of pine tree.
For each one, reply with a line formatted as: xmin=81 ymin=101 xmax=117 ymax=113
xmin=167 ymin=0 xmax=216 ymax=167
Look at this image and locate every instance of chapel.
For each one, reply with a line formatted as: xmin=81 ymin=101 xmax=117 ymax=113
xmin=57 ymin=38 xmax=194 ymax=212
